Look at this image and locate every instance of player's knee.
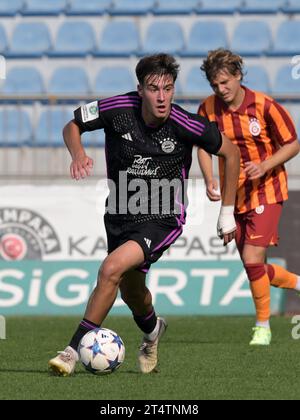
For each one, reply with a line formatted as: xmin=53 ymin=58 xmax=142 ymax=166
xmin=98 ymin=260 xmax=123 ymax=287
xmin=242 ymin=250 xmax=265 ymax=265
xmin=244 ymin=263 xmax=266 ymax=282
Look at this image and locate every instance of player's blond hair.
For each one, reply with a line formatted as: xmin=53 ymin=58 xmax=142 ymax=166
xmin=201 ymin=49 xmax=244 ymax=84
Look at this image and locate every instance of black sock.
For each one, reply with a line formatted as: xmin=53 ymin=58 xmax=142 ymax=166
xmin=69 ymin=318 xmax=100 ymax=352
xmin=133 ymin=309 xmax=157 ymax=334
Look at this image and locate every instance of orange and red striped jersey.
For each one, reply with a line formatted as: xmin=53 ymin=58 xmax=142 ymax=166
xmin=198 ymin=86 xmax=298 ymax=214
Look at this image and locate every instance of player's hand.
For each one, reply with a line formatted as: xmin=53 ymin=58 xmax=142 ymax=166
xmin=217 ymin=206 xmax=237 ymax=246
xmin=70 ymin=152 xmax=94 ymax=180
xmin=244 ymin=161 xmax=267 ymax=180
xmin=206 ymin=178 xmax=221 ymax=201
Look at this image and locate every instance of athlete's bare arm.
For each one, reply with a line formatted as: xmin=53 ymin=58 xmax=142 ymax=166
xmin=198 ymin=148 xmax=221 ymax=201
xmin=63 ymin=120 xmax=94 ymax=181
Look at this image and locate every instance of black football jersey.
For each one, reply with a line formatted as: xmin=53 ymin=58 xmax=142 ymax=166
xmin=74 ymin=91 xmax=222 ymax=224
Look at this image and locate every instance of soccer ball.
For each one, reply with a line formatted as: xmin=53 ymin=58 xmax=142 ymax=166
xmin=78 ymin=328 xmax=125 ymax=375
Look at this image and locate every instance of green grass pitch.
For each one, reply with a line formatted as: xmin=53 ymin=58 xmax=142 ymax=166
xmin=1 ymin=316 xmax=300 ymax=400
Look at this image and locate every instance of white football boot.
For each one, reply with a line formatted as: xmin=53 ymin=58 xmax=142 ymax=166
xmin=48 ymin=346 xmax=79 ymax=376
xmin=138 ymin=317 xmax=167 ymax=373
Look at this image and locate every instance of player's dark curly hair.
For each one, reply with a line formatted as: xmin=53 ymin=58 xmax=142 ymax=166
xmin=201 ymin=48 xmax=244 ymax=84
xmin=136 ymin=53 xmax=180 ymax=85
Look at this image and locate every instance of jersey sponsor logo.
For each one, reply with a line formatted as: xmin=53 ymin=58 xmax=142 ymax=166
xmin=81 ymin=101 xmax=99 ymax=123
xmin=249 ymin=118 xmax=261 ymax=136
xmin=160 ymin=138 xmax=176 ymax=154
xmin=122 ymin=133 xmax=133 ymax=142
xmin=144 ymin=238 xmax=152 ymax=248
xmin=255 ymin=205 xmax=265 ymax=215
xmin=127 ymin=155 xmax=160 ymax=177
xmin=0 ymin=208 xmax=61 ymax=260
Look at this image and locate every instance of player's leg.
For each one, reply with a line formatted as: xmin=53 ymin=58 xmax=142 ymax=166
xmin=262 ymin=203 xmax=300 ymax=291
xmin=48 ymin=240 xmax=145 ymax=376
xmin=119 ymin=270 xmax=167 ymax=373
xmin=242 ymin=244 xmax=272 ymax=345
xmin=235 ymin=211 xmax=272 ymax=345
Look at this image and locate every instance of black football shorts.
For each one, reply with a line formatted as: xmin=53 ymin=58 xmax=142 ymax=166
xmin=104 ymin=216 xmax=183 ymax=273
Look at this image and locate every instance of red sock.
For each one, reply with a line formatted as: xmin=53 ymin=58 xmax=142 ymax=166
xmin=245 ymin=264 xmax=271 ymax=323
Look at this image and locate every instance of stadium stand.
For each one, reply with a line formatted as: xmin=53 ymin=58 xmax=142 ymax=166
xmin=49 ymin=21 xmax=96 ymax=57
xmin=95 ymin=66 xmax=135 ymax=95
xmin=2 ymin=67 xmax=44 ymax=95
xmin=269 ymin=21 xmax=300 ymax=56
xmin=0 ymin=109 xmax=32 ymax=146
xmin=273 ymin=65 xmax=300 ymax=95
xmin=231 ymin=21 xmax=272 ymax=56
xmin=95 ymin=20 xmax=140 ymax=57
xmin=0 ymin=25 xmax=7 ymax=54
xmin=181 ymin=21 xmax=228 ymax=57
xmin=0 ymin=0 xmax=24 ymax=16
xmin=82 ymin=129 xmax=106 ymax=147
xmin=66 ymin=0 xmax=112 ymax=15
xmin=243 ymin=66 xmax=271 ymax=93
xmin=109 ymin=0 xmax=155 ymax=15
xmin=22 ymin=0 xmax=67 ymax=16
xmin=184 ymin=67 xmax=212 ymax=97
xmin=239 ymin=0 xmax=283 ymax=14
xmin=48 ymin=67 xmax=90 ymax=95
xmin=6 ymin=22 xmax=51 ymax=58
xmin=0 ymin=0 xmax=299 ymax=178
xmin=195 ymin=0 xmax=241 ymax=14
xmin=152 ymin=0 xmax=199 ymax=15
xmin=34 ymin=107 xmax=73 ymax=147
xmin=281 ymin=0 xmax=300 ymax=14
xmin=141 ymin=21 xmax=185 ymax=55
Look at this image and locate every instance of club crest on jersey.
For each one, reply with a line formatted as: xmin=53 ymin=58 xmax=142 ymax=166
xmin=249 ymin=118 xmax=261 ymax=136
xmin=160 ymin=138 xmax=176 ymax=154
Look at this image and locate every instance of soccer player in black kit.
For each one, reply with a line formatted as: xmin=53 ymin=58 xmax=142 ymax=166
xmin=49 ymin=54 xmax=240 ymax=376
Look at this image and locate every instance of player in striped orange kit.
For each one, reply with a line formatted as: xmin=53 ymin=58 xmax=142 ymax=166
xmin=198 ymin=49 xmax=300 ymax=345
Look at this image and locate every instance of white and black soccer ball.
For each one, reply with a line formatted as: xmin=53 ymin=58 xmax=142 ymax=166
xmin=78 ymin=328 xmax=125 ymax=375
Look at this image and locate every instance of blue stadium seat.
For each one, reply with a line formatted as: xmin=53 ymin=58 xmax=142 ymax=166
xmin=239 ymin=0 xmax=283 ymax=14
xmin=22 ymin=0 xmax=66 ymax=15
xmin=273 ymin=65 xmax=300 ymax=95
xmin=281 ymin=0 xmax=300 ymax=13
xmin=184 ymin=67 xmax=212 ymax=96
xmin=231 ymin=21 xmax=272 ymax=56
xmin=0 ymin=109 xmax=32 ymax=146
xmin=82 ymin=130 xmax=105 ymax=147
xmin=243 ymin=66 xmax=270 ymax=93
xmin=95 ymin=21 xmax=140 ymax=57
xmin=153 ymin=0 xmax=198 ymax=15
xmin=0 ymin=25 xmax=8 ymax=54
xmin=7 ymin=22 xmax=51 ymax=58
xmin=181 ymin=21 xmax=228 ymax=57
xmin=66 ymin=0 xmax=111 ymax=15
xmin=49 ymin=67 xmax=90 ymax=95
xmin=34 ymin=107 xmax=73 ymax=147
xmin=95 ymin=66 xmax=135 ymax=94
xmin=49 ymin=22 xmax=96 ymax=57
xmin=141 ymin=21 xmax=185 ymax=55
xmin=0 ymin=0 xmax=23 ymax=16
xmin=269 ymin=21 xmax=300 ymax=56
xmin=110 ymin=0 xmax=154 ymax=15
xmin=2 ymin=67 xmax=44 ymax=95
xmin=196 ymin=0 xmax=241 ymax=14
